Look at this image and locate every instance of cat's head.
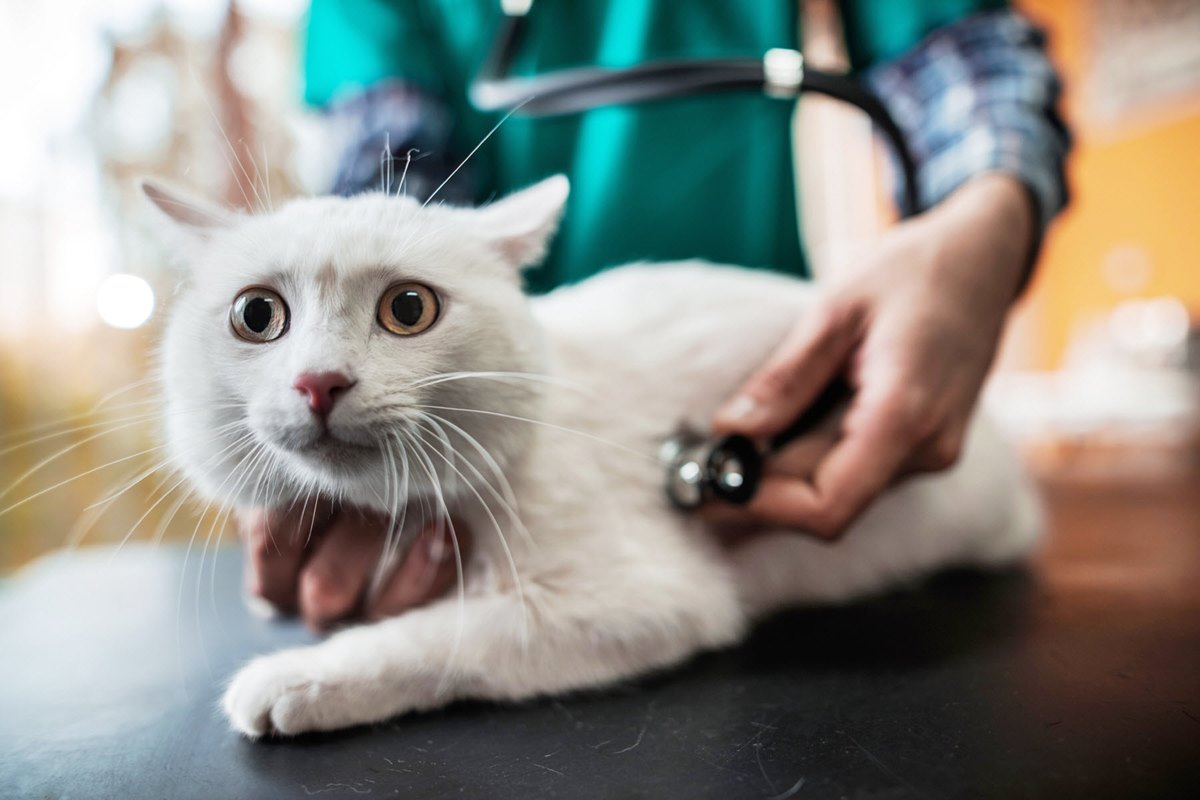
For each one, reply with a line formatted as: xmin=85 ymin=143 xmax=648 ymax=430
xmin=146 ymin=176 xmax=568 ymax=511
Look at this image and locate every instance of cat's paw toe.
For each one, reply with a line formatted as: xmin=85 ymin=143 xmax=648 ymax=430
xmin=222 ymin=653 xmax=321 ymax=738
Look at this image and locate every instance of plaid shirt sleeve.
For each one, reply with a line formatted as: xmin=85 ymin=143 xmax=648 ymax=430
xmin=865 ymin=10 xmax=1072 ymax=235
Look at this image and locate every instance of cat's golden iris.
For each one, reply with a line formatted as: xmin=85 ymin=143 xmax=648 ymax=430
xmin=378 ymin=282 xmax=440 ymax=336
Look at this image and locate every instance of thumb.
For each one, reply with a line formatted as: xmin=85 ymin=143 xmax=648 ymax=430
xmin=713 ymin=303 xmax=862 ymax=438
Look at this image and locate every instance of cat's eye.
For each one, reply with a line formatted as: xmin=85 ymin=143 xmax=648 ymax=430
xmin=378 ymin=282 xmax=440 ymax=336
xmin=230 ymin=288 xmax=288 ymax=343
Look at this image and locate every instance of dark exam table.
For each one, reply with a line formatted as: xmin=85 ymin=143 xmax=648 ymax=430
xmin=2 ymin=475 xmax=1198 ymax=799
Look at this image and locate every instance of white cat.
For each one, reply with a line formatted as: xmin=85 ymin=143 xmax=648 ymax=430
xmin=146 ymin=176 xmax=1040 ymax=738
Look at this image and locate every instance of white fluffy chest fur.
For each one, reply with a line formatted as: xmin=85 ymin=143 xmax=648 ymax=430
xmin=145 ymin=177 xmax=1040 ymax=737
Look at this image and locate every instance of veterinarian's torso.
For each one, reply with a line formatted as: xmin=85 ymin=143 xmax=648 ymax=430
xmin=304 ymin=0 xmax=1005 ymax=291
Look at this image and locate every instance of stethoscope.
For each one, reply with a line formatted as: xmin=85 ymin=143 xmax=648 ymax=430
xmin=470 ymin=0 xmax=922 ymax=511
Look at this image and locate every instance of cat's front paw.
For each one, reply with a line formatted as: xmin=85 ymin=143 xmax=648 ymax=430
xmin=222 ymin=651 xmax=343 ymax=738
xmin=222 ymin=648 xmax=435 ymax=737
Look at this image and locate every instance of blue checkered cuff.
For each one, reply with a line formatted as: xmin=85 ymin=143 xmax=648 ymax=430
xmin=867 ymin=10 xmax=1072 ymax=233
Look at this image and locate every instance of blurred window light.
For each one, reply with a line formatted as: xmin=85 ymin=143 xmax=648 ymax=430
xmin=1108 ymin=296 xmax=1191 ymax=364
xmin=103 ymin=56 xmax=177 ymax=163
xmin=0 ymin=2 xmax=112 ymax=199
xmin=96 ymin=274 xmax=156 ymax=329
xmin=97 ymin=0 xmax=160 ymax=40
xmin=229 ymin=35 xmax=289 ymax=102
xmin=164 ymin=0 xmax=230 ymax=38
xmin=239 ymin=0 xmax=308 ymax=25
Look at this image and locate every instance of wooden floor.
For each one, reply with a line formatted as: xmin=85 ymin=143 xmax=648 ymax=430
xmin=1039 ymin=471 xmax=1200 ymax=615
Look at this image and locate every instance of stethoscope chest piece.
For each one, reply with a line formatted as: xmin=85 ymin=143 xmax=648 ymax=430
xmin=661 ymin=429 xmax=764 ymax=511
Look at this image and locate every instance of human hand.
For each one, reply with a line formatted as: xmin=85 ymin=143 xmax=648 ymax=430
xmin=237 ymin=502 xmax=467 ymax=631
xmin=711 ymin=174 xmax=1035 ymax=539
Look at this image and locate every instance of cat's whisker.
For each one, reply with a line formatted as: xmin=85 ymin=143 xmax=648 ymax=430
xmin=422 ymin=98 xmax=532 ymax=209
xmin=106 ymin=467 xmax=183 ymax=560
xmin=63 ymin=453 xmax=181 ymax=555
xmin=260 ymin=141 xmax=274 ymax=211
xmin=365 ymin=434 xmax=403 ymax=602
xmin=186 ymin=62 xmax=264 ymax=213
xmin=417 ymin=411 xmax=520 ymax=510
xmin=0 ymin=399 xmax=164 ymax=445
xmin=411 ymin=420 xmax=531 ymax=652
xmin=84 ymin=418 xmax=249 ymax=511
xmin=85 ymin=457 xmax=170 ymax=512
xmin=49 ymin=420 xmax=250 ymax=553
xmin=177 ymin=437 xmax=267 ymax=675
xmin=378 ymin=431 xmax=413 ymax=581
xmin=177 ymin=435 xmax=262 ymax=593
xmin=384 ymin=432 xmax=405 ymax=558
xmin=130 ymin=431 xmax=253 ymax=563
xmin=406 ymin=370 xmax=592 ymax=396
xmin=0 ymin=443 xmax=169 ymax=518
xmin=400 ymin=432 xmax=468 ymax=692
xmin=103 ymin=467 xmax=193 ymax=560
xmin=418 ymin=412 xmax=535 ymax=550
xmin=398 ymin=147 xmax=419 ymax=198
xmin=241 ymin=139 xmax=272 ymax=213
xmin=0 ymin=402 xmax=245 ymax=458
xmin=421 ymin=411 xmax=459 ymax=501
xmin=202 ymin=437 xmax=275 ymax=645
xmin=302 ymin=479 xmax=325 ymax=550
xmin=380 ymin=134 xmax=392 ymax=195
xmin=0 ymin=413 xmax=160 ymax=459
xmin=292 ymin=479 xmax=316 ymax=552
xmin=152 ymin=483 xmax=199 ymax=550
xmin=91 ymin=376 xmax=159 ymax=409
xmin=417 ymin=404 xmax=658 ymax=463
xmin=380 ymin=433 xmax=413 ymax=576
xmin=154 ymin=438 xmax=247 ymax=559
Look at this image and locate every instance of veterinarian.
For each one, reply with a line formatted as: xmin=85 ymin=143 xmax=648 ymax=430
xmin=239 ymin=0 xmax=1069 ymax=629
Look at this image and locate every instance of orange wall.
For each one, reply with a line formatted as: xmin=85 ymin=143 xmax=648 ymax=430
xmin=1015 ymin=0 xmax=1200 ymax=368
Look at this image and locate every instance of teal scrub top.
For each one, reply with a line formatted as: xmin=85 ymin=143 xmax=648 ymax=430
xmin=304 ymin=0 xmax=1004 ymax=293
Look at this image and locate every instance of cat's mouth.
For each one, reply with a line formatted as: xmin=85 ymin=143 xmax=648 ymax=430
xmin=267 ymin=426 xmax=379 ymax=467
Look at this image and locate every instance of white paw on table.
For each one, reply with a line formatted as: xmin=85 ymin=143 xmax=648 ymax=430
xmin=222 ymin=651 xmax=345 ymax=737
xmin=221 ymin=647 xmax=439 ymax=737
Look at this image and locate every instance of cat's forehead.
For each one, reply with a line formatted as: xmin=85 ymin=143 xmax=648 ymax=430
xmin=199 ymin=194 xmax=473 ymax=289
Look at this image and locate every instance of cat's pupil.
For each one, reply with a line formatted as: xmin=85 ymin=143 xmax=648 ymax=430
xmin=392 ymin=291 xmax=424 ymax=327
xmin=243 ymin=298 xmax=274 ymax=333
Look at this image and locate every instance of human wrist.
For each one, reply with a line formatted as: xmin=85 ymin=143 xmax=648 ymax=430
xmin=921 ymin=173 xmax=1036 ymax=304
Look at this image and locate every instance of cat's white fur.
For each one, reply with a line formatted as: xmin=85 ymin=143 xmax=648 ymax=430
xmin=148 ymin=176 xmax=1040 ymax=738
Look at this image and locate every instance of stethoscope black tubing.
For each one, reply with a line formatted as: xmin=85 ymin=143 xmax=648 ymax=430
xmin=471 ymin=12 xmax=922 ymax=219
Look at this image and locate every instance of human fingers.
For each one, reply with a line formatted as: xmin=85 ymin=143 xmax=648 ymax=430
xmin=697 ymin=427 xmax=839 ymax=531
xmin=903 ymin=421 xmax=968 ymax=475
xmin=736 ymin=384 xmax=927 ymax=538
xmin=365 ymin=520 xmax=469 ymax=620
xmin=712 ymin=302 xmax=863 ymax=439
xmin=239 ymin=500 xmax=334 ymax=615
xmin=297 ymin=508 xmax=389 ymax=631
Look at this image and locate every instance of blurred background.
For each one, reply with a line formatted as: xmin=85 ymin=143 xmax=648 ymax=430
xmin=1 ymin=0 xmax=1198 ymax=571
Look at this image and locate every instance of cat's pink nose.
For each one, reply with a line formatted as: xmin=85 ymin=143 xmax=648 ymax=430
xmin=293 ymin=371 xmax=356 ymax=417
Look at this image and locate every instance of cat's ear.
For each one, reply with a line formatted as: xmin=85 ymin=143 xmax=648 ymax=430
xmin=141 ymin=179 xmax=233 ymax=238
xmin=473 ymin=175 xmax=569 ymax=269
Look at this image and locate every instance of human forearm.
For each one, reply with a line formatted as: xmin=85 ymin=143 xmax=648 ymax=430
xmin=914 ymin=171 xmax=1037 ymax=306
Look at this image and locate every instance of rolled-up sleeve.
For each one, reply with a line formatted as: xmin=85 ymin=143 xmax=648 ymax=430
xmin=865 ymin=10 xmax=1072 ymax=234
